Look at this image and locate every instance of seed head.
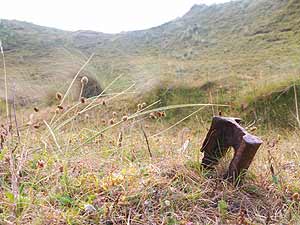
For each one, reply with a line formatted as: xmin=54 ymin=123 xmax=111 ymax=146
xmin=156 ymin=112 xmax=163 ymax=117
xmin=81 ymin=76 xmax=89 ymax=85
xmin=57 ymin=105 xmax=64 ymax=110
xmin=292 ymin=192 xmax=300 ymax=201
xmin=137 ymin=104 xmax=142 ymax=110
xmin=56 ymin=92 xmax=63 ymax=101
xmin=80 ymin=97 xmax=86 ymax=104
xmin=37 ymin=160 xmax=45 ymax=169
xmin=149 ymin=112 xmax=157 ymax=119
xmin=33 ymin=123 xmax=40 ymax=129
xmin=109 ymin=119 xmax=114 ymax=125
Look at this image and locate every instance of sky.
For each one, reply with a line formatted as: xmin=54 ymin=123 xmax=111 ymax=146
xmin=1 ymin=0 xmax=232 ymax=33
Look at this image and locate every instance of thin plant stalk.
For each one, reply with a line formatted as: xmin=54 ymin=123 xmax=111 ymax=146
xmin=294 ymin=83 xmax=300 ymax=128
xmin=43 ymin=120 xmax=61 ymax=152
xmin=0 ymin=40 xmax=9 ymax=122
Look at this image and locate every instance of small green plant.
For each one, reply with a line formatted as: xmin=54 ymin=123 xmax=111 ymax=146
xmin=218 ymin=199 xmax=228 ymax=219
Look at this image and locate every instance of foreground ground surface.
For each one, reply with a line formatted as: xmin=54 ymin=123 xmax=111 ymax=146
xmin=0 ymin=94 xmax=299 ymax=225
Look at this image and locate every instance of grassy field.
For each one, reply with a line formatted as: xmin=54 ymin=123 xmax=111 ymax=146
xmin=0 ymin=69 xmax=300 ymax=224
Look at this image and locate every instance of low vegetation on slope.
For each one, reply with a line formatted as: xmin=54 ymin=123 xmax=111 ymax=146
xmin=1 ymin=0 xmax=300 ymax=104
xmin=0 ymin=83 xmax=299 ymax=224
xmin=241 ymin=79 xmax=300 ymax=129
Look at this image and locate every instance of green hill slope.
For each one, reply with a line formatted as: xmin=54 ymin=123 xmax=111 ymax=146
xmin=0 ymin=0 xmax=300 ymax=107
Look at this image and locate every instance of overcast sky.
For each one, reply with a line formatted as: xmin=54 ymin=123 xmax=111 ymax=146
xmin=1 ymin=0 xmax=232 ymax=33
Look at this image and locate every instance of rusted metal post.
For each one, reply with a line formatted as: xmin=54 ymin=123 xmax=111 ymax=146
xmin=201 ymin=117 xmax=263 ymax=182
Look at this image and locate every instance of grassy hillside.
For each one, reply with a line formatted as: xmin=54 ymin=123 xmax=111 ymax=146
xmin=1 ymin=0 xmax=300 ymax=104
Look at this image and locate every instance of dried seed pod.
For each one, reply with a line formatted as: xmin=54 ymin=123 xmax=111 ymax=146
xmin=34 ymin=107 xmax=39 ymax=112
xmin=109 ymin=119 xmax=114 ymax=125
xmin=292 ymin=193 xmax=300 ymax=201
xmin=81 ymin=76 xmax=89 ymax=85
xmin=122 ymin=116 xmax=128 ymax=122
xmin=37 ymin=160 xmax=45 ymax=168
xmin=33 ymin=123 xmax=41 ymax=129
xmin=101 ymin=119 xmax=106 ymax=125
xmin=142 ymin=102 xmax=147 ymax=108
xmin=149 ymin=112 xmax=157 ymax=119
xmin=156 ymin=111 xmax=163 ymax=118
xmin=137 ymin=104 xmax=142 ymax=110
xmin=112 ymin=112 xmax=117 ymax=117
xmin=57 ymin=105 xmax=64 ymax=110
xmin=56 ymin=92 xmax=63 ymax=101
xmin=80 ymin=97 xmax=86 ymax=104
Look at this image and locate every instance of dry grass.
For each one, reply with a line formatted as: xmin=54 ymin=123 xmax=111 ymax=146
xmin=0 ymin=89 xmax=299 ymax=225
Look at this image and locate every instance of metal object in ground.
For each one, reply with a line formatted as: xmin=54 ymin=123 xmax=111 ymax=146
xmin=201 ymin=116 xmax=263 ymax=182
